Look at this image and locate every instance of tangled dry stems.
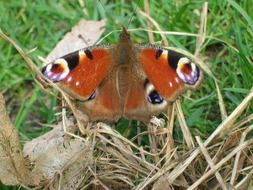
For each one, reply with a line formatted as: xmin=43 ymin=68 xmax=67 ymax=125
xmin=0 ymin=2 xmax=253 ymax=189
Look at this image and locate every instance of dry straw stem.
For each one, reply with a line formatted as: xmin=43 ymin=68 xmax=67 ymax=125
xmin=144 ymin=0 xmax=155 ymax=44
xmin=138 ymin=9 xmax=169 ymax=46
xmin=167 ymin=88 xmax=253 ymax=179
xmin=195 ymin=2 xmax=227 ymax=122
xmin=1 ymin=3 xmax=253 ymax=188
xmin=196 ymin=136 xmax=228 ymax=190
xmin=195 ymin=1 xmax=227 ymax=123
xmin=175 ymin=100 xmax=195 ymax=149
xmin=0 ymin=29 xmax=43 ymax=79
xmin=188 ymin=138 xmax=253 ymax=190
xmin=194 ymin=2 xmax=208 ymax=56
xmin=230 ymin=124 xmax=253 ymax=185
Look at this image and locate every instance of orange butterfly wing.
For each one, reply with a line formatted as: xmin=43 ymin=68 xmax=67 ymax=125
xmin=42 ymin=46 xmax=123 ymax=120
xmin=42 ymin=29 xmax=203 ymax=122
xmin=137 ymin=46 xmax=202 ymax=102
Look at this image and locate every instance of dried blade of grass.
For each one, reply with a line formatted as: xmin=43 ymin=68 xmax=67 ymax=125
xmin=194 ymin=2 xmax=208 ymax=56
xmin=61 ymin=98 xmax=89 ymax=139
xmin=99 ymin=145 xmax=149 ymax=175
xmin=196 ymin=136 xmax=228 ymax=190
xmin=97 ymin=123 xmax=162 ymax=158
xmin=167 ymin=88 xmax=253 ymax=183
xmin=77 ymin=0 xmax=88 ymax=16
xmin=147 ymin=123 xmax=161 ymax=166
xmin=164 ymin=129 xmax=177 ymax=161
xmin=87 ymin=166 xmax=111 ymax=190
xmin=234 ymin=114 xmax=253 ymax=128
xmin=194 ymin=2 xmax=228 ymax=121
xmin=187 ymin=138 xmax=253 ymax=190
xmin=208 ymin=87 xmax=253 ymax=141
xmin=136 ymin=150 xmax=178 ymax=190
xmin=165 ymin=104 xmax=177 ymax=161
xmin=144 ymin=0 xmax=154 ymax=43
xmin=98 ymin=160 xmax=135 ymax=177
xmin=215 ymin=80 xmax=228 ymax=120
xmin=138 ymin=10 xmax=169 ymax=46
xmin=0 ymin=29 xmax=44 ymax=79
xmin=151 ymin=177 xmax=172 ymax=190
xmin=111 ymin=133 xmax=140 ymax=165
xmin=230 ymin=124 xmax=253 ymax=185
xmin=175 ymin=100 xmax=195 ymax=148
xmin=166 ymin=104 xmax=175 ymax=134
xmin=235 ymin=168 xmax=253 ymax=189
xmin=126 ymin=28 xmax=238 ymax=53
xmin=96 ymin=132 xmax=157 ymax=172
xmin=96 ymin=29 xmax=121 ymax=44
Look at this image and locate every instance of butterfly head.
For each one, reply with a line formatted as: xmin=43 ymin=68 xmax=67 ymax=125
xmin=119 ymin=27 xmax=131 ymax=42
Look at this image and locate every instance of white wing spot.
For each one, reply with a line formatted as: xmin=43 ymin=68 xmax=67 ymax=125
xmin=161 ymin=50 xmax=168 ymax=59
xmin=75 ymin=81 xmax=80 ymax=86
xmin=67 ymin=76 xmax=72 ymax=83
xmin=79 ymin=50 xmax=85 ymax=56
xmin=52 ymin=75 xmax=58 ymax=80
xmin=169 ymin=82 xmax=173 ymax=87
xmin=46 ymin=71 xmax=53 ymax=77
xmin=175 ymin=77 xmax=180 ymax=84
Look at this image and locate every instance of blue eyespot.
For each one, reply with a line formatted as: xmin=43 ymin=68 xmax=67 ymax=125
xmin=147 ymin=90 xmax=164 ymax=104
xmin=88 ymin=91 xmax=96 ymax=100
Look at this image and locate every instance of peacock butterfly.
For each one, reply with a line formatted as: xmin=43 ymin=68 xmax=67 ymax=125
xmin=42 ymin=28 xmax=203 ymax=122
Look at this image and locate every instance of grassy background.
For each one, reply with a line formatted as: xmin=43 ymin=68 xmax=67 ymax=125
xmin=0 ymin=0 xmax=252 ymax=189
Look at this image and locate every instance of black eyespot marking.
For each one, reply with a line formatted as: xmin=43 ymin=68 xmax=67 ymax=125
xmin=155 ymin=49 xmax=163 ymax=59
xmin=144 ymin=79 xmax=150 ymax=88
xmin=64 ymin=53 xmax=79 ymax=70
xmin=41 ymin=66 xmax=46 ymax=74
xmin=147 ymin=90 xmax=164 ymax=104
xmin=167 ymin=50 xmax=185 ymax=70
xmin=85 ymin=50 xmax=93 ymax=60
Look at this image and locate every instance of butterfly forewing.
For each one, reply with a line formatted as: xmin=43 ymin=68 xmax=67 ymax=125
xmin=137 ymin=46 xmax=202 ymax=102
xmin=42 ymin=46 xmax=114 ymax=100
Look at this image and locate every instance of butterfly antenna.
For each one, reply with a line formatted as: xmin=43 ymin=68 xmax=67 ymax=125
xmin=97 ymin=0 xmax=116 ymax=25
xmin=126 ymin=0 xmax=140 ymax=29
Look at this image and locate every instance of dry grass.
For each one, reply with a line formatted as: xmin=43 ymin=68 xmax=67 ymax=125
xmin=0 ymin=2 xmax=253 ymax=190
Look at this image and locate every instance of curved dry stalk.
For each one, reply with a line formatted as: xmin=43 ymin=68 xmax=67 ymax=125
xmin=215 ymin=80 xmax=228 ymax=120
xmin=144 ymin=0 xmax=154 ymax=43
xmin=138 ymin=10 xmax=169 ymax=46
xmin=196 ymin=136 xmax=228 ymax=190
xmin=187 ymin=138 xmax=253 ymax=190
xmin=175 ymin=100 xmax=195 ymax=149
xmin=194 ymin=2 xmax=208 ymax=56
xmin=230 ymin=124 xmax=253 ymax=185
xmin=167 ymin=88 xmax=253 ymax=184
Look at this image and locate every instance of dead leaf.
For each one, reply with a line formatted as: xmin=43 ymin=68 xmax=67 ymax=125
xmin=46 ymin=19 xmax=106 ymax=62
xmin=24 ymin=120 xmax=93 ymax=189
xmin=0 ymin=94 xmax=33 ymax=185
